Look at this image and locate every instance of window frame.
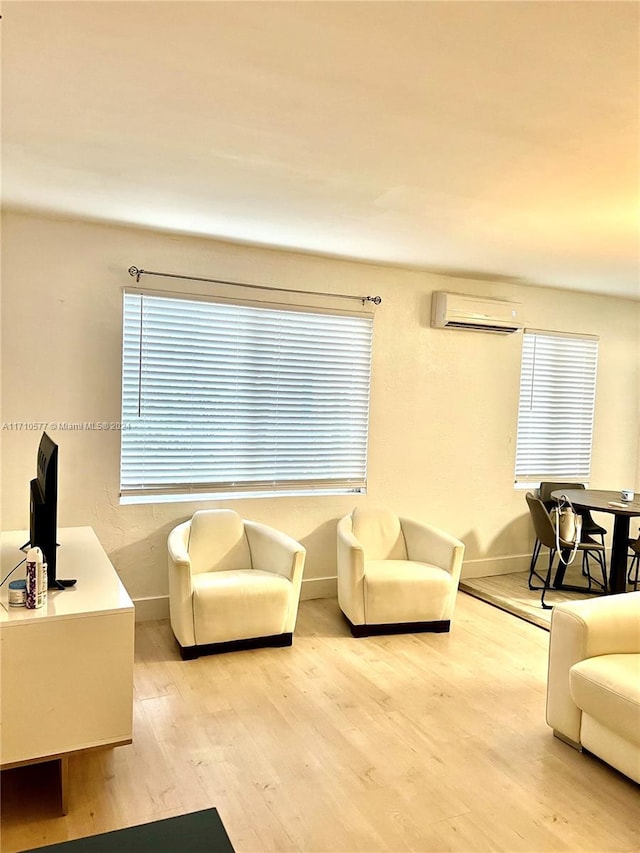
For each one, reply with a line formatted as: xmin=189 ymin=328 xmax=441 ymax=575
xmin=119 ymin=288 xmax=374 ymax=503
xmin=514 ymin=328 xmax=599 ymax=489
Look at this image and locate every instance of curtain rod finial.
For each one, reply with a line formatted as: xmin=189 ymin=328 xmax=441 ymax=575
xmin=128 ymin=266 xmax=142 ymax=282
xmin=365 ymin=296 xmax=382 ymax=305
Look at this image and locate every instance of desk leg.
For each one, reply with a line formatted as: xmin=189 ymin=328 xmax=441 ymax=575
xmin=59 ymin=756 xmax=69 ymax=815
xmin=610 ymin=515 xmax=630 ymax=594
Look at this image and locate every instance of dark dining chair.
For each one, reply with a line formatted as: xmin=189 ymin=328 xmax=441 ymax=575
xmin=525 ymin=492 xmax=607 ymax=609
xmin=530 ymin=482 xmax=608 ymax=579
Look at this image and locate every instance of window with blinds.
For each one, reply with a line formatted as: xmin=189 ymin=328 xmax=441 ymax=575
xmin=514 ymin=330 xmax=599 ymax=486
xmin=120 ymin=290 xmax=373 ymax=500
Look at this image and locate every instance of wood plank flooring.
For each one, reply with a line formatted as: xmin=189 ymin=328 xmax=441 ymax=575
xmin=2 ymin=593 xmax=638 ymax=853
xmin=459 ymin=566 xmax=607 ymax=630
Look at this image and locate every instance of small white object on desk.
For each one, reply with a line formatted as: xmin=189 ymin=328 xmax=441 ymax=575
xmin=608 ymin=501 xmax=630 ymax=509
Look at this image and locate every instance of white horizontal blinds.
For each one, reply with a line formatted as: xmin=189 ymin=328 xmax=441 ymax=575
xmin=120 ymin=291 xmax=373 ymax=496
xmin=515 ymin=330 xmax=598 ymax=484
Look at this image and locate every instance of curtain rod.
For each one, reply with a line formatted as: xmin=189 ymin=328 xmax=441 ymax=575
xmin=128 ymin=266 xmax=382 ymax=305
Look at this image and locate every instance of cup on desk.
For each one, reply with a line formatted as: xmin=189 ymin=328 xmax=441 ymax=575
xmin=621 ymin=489 xmax=635 ymax=502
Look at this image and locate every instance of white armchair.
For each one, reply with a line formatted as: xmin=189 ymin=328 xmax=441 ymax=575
xmin=337 ymin=506 xmax=465 ymax=636
xmin=547 ymin=591 xmax=640 ymax=783
xmin=168 ymin=509 xmax=306 ymax=659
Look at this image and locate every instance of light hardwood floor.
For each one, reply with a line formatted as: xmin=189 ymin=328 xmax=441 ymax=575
xmin=1 ymin=593 xmax=638 ymax=853
xmin=459 ymin=565 xmax=607 ymax=630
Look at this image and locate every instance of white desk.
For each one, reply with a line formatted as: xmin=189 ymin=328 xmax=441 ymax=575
xmin=0 ymin=527 xmax=134 ymax=812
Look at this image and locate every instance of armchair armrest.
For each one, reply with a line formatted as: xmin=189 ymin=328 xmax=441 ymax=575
xmin=337 ymin=515 xmax=365 ymax=583
xmin=546 ymin=591 xmax=640 ymax=743
xmin=244 ymin=521 xmax=306 ymax=588
xmin=400 ymin=517 xmax=465 ymax=579
xmin=167 ymin=520 xmax=195 ymax=648
xmin=336 ymin=514 xmax=366 ymax=625
xmin=168 ymin=520 xmax=191 ymax=568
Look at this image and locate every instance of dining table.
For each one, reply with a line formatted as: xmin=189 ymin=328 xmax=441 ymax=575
xmin=551 ymin=489 xmax=640 ymax=594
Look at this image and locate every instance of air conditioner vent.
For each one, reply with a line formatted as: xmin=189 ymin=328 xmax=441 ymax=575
xmin=431 ymin=292 xmax=522 ymax=334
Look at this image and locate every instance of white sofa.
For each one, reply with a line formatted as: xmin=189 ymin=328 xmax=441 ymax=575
xmin=337 ymin=506 xmax=465 ymax=636
xmin=546 ymin=591 xmax=640 ymax=783
xmin=168 ymin=509 xmax=306 ymax=658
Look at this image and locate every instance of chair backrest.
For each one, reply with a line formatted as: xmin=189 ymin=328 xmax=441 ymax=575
xmin=351 ymin=506 xmax=408 ymax=560
xmin=539 ymin=481 xmax=585 ymax=506
xmin=188 ymin=509 xmax=252 ymax=574
xmin=526 ymin=492 xmax=558 ymax=550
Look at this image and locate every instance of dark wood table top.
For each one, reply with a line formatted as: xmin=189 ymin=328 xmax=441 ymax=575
xmin=550 ymin=489 xmax=640 ymax=516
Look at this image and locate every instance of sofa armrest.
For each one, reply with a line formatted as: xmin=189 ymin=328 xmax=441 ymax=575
xmin=546 ymin=591 xmax=640 ymax=743
xmin=244 ymin=521 xmax=306 ymax=587
xmin=400 ymin=517 xmax=465 ymax=580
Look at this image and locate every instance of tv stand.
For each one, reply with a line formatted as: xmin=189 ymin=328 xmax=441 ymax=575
xmin=1 ymin=527 xmax=134 ymax=814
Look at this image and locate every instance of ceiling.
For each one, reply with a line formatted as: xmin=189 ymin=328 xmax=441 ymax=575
xmin=2 ymin=1 xmax=639 ymax=299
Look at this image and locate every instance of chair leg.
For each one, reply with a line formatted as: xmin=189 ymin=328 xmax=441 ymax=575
xmin=582 ymin=549 xmax=607 ymax=592
xmin=596 ymin=548 xmax=608 ymax=590
xmin=598 ymin=532 xmax=607 ymax=578
xmin=528 ymin=538 xmax=546 ymax=589
xmin=540 ymin=549 xmax=556 ymax=610
xmin=581 ymin=532 xmax=607 ymax=578
xmin=628 ymin=553 xmax=640 ymax=590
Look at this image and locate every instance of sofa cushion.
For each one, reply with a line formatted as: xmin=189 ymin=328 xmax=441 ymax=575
xmin=570 ymin=653 xmax=640 ymax=748
xmin=363 ymin=559 xmax=452 ymax=624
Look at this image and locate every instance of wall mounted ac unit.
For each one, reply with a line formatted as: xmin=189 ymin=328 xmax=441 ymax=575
xmin=431 ymin=291 xmax=522 ymax=334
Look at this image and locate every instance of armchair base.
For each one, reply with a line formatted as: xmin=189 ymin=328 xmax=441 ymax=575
xmin=342 ymin=613 xmax=450 ymax=638
xmin=178 ymin=632 xmax=293 ymax=660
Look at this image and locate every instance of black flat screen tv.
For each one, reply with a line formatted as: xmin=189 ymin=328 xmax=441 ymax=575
xmin=29 ymin=431 xmax=59 ymax=588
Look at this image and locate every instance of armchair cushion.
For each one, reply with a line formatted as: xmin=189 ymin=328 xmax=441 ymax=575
xmin=570 ymin=655 xmax=640 ymax=749
xmin=193 ymin=569 xmax=292 ymax=644
xmin=352 ymin=506 xmax=407 ymax=560
xmin=188 ymin=509 xmax=251 ymax=574
xmin=364 ymin=560 xmax=453 ymax=624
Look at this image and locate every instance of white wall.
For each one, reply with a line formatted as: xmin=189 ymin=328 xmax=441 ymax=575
xmin=2 ymin=211 xmax=638 ymax=617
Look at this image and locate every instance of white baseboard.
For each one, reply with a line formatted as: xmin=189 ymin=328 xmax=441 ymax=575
xmin=133 ymin=595 xmax=170 ymax=622
xmin=460 ymin=554 xmax=533 ymax=579
xmin=132 ymin=556 xmax=551 ymax=621
xmin=461 ymin=548 xmax=614 ymax=580
xmin=300 ymin=576 xmax=337 ymax=600
xmin=302 ymin=557 xmax=540 ymax=594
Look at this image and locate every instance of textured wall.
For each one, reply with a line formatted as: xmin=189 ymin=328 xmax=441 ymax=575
xmin=2 ymin=211 xmax=638 ymax=614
